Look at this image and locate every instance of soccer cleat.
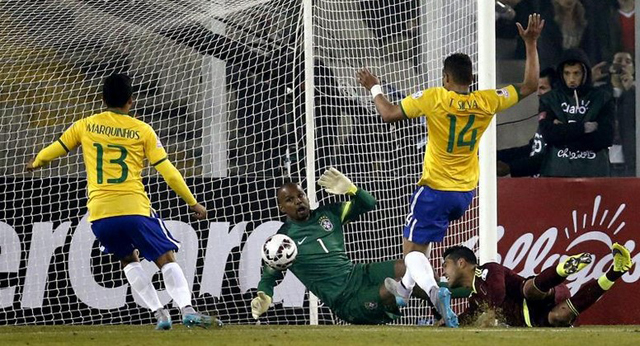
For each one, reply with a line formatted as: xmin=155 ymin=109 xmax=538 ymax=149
xmin=181 ymin=306 xmax=220 ymax=329
xmin=395 ymin=296 xmax=407 ymax=308
xmin=612 ymin=243 xmax=633 ymax=273
xmin=154 ymin=308 xmax=172 ymax=330
xmin=558 ymin=252 xmax=593 ymax=276
xmin=433 ymin=287 xmax=458 ymax=328
xmin=182 ymin=312 xmax=214 ymax=328
xmin=384 ymin=277 xmax=411 ymax=301
xmin=213 ymin=317 xmax=224 ymax=328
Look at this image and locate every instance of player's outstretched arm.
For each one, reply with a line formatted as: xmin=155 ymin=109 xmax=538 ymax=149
xmin=154 ymin=160 xmax=207 ymax=220
xmin=357 ymin=68 xmax=405 ymax=123
xmin=318 ymin=167 xmax=376 ymax=222
xmin=515 ymin=13 xmax=544 ymax=98
xmin=26 ymin=141 xmax=72 ymax=171
xmin=251 ymin=291 xmax=272 ymax=320
xmin=318 ymin=167 xmax=357 ymax=195
xmin=189 ymin=203 xmax=207 ymax=220
xmin=253 ymin=265 xmax=284 ymax=319
xmin=27 ymin=147 xmax=66 ymax=171
xmin=26 ymin=123 xmax=81 ymax=172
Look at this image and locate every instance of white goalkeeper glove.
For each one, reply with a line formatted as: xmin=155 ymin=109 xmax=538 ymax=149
xmin=318 ymin=167 xmax=358 ymax=195
xmin=251 ymin=291 xmax=272 ymax=320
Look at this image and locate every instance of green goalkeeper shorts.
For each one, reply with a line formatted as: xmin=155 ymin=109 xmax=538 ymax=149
xmin=332 ymin=260 xmax=402 ymax=325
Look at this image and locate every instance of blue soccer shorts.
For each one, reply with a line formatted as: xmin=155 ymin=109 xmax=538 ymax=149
xmin=403 ymin=185 xmax=474 ymax=244
xmin=90 ymin=211 xmax=180 ymax=261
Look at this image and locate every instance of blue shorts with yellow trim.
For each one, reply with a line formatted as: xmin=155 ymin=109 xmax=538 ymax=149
xmin=90 ymin=212 xmax=180 ymax=261
xmin=403 ymin=185 xmax=474 ymax=244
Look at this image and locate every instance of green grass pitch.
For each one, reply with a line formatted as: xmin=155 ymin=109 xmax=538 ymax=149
xmin=1 ymin=325 xmax=639 ymax=346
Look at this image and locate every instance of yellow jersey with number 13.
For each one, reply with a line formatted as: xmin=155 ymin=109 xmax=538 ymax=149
xmin=56 ymin=110 xmax=169 ymax=221
xmin=400 ymin=85 xmax=520 ymax=191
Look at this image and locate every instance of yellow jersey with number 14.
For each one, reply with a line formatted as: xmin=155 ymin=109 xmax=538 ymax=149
xmin=400 ymin=85 xmax=520 ymax=191
xmin=57 ymin=110 xmax=169 ymax=221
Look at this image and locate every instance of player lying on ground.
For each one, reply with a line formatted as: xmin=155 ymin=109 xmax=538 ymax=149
xmin=26 ymin=73 xmax=215 ymax=330
xmin=356 ymin=15 xmax=545 ymax=327
xmin=252 ymin=168 xmax=455 ymax=325
xmin=442 ymin=244 xmax=634 ymax=327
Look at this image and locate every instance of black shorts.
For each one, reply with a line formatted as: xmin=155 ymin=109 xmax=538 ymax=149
xmin=524 ymin=283 xmax=571 ymax=327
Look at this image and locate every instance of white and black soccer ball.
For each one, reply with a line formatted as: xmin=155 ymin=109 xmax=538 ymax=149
xmin=261 ymin=234 xmax=298 ymax=271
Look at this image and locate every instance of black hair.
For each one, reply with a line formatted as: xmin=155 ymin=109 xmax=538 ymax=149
xmin=563 ymin=60 xmax=582 ymax=67
xmin=443 ymin=245 xmax=477 ymax=265
xmin=560 ymin=60 xmax=588 ymax=86
xmin=103 ymin=73 xmax=133 ymax=108
xmin=540 ymin=67 xmax=557 ymax=86
xmin=443 ymin=53 xmax=473 ymax=85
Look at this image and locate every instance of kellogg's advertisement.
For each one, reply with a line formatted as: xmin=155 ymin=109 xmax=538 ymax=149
xmin=498 ymin=178 xmax=640 ymax=325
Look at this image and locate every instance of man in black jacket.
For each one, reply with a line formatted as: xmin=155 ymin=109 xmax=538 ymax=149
xmin=539 ymin=49 xmax=615 ymax=177
xmin=608 ymin=51 xmax=636 ymax=177
xmin=592 ymin=51 xmax=636 ymax=177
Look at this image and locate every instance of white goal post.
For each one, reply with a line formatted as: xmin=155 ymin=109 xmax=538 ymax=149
xmin=478 ymin=0 xmax=499 ymax=265
xmin=0 ymin=0 xmax=495 ymax=325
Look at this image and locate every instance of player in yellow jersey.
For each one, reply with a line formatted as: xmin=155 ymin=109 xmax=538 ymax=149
xmin=25 ymin=74 xmax=215 ymax=330
xmin=356 ymin=15 xmax=545 ymax=327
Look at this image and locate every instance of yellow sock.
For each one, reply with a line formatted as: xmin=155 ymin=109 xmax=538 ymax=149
xmin=597 ymin=275 xmax=615 ymax=291
xmin=556 ymin=261 xmax=569 ymax=277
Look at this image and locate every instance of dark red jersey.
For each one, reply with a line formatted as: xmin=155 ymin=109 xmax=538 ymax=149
xmin=460 ymin=262 xmax=527 ymax=326
xmin=459 ymin=262 xmax=571 ymax=327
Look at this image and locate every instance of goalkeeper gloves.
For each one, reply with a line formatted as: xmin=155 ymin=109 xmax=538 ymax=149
xmin=318 ymin=167 xmax=358 ymax=195
xmin=251 ymin=291 xmax=272 ymax=320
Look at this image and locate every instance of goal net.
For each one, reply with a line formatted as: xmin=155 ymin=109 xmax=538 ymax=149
xmin=0 ymin=0 xmax=481 ymax=325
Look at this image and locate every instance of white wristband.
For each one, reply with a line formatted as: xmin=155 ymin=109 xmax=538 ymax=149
xmin=370 ymin=84 xmax=383 ymax=99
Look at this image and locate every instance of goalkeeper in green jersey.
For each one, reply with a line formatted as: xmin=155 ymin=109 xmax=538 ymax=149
xmin=251 ymin=168 xmax=451 ymax=325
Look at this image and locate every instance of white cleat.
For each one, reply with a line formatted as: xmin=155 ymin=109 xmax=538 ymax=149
xmin=384 ymin=277 xmax=411 ymax=300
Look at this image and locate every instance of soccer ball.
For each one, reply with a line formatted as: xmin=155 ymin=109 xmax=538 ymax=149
xmin=261 ymin=234 xmax=298 ymax=271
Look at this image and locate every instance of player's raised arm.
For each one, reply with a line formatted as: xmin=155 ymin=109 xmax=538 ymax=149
xmin=357 ymin=68 xmax=405 ymax=123
xmin=318 ymin=167 xmax=376 ymax=223
xmin=515 ymin=13 xmax=544 ymax=98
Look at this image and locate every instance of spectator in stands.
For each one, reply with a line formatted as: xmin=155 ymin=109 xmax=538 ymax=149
xmin=496 ymin=1 xmax=518 ymax=40
xmin=587 ymin=0 xmax=635 ymax=65
xmin=591 ymin=51 xmax=636 ymax=176
xmin=538 ymin=49 xmax=614 ymax=177
xmin=497 ymin=67 xmax=557 ymax=177
xmin=514 ymin=0 xmax=596 ymax=70
xmin=616 ymin=0 xmax=635 ymax=53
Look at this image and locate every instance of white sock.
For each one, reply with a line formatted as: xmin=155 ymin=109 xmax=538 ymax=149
xmin=400 ymin=267 xmax=415 ymax=295
xmin=161 ymin=262 xmax=192 ymax=309
xmin=124 ymin=262 xmax=163 ymax=311
xmin=405 ymin=251 xmax=439 ymax=304
xmin=400 ymin=244 xmax=432 ymax=296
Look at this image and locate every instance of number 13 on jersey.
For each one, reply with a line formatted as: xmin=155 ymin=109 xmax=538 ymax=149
xmin=93 ymin=142 xmax=129 ymax=184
